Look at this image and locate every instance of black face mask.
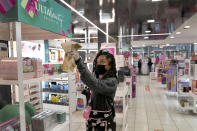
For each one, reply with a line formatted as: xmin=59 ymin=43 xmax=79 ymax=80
xmin=95 ymin=65 xmax=107 ymax=75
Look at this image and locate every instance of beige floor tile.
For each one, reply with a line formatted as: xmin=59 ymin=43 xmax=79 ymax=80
xmin=163 ymin=125 xmax=178 ymax=131
xmin=148 ymin=120 xmax=163 ymax=129
xmin=149 ymin=128 xmax=163 ymax=131
xmin=60 ymin=76 xmax=197 ymax=131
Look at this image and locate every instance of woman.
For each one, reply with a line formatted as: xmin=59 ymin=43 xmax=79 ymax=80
xmin=72 ymin=49 xmax=118 ymax=131
xmin=138 ymin=59 xmax=142 ymax=75
xmin=147 ymin=57 xmax=153 ymax=73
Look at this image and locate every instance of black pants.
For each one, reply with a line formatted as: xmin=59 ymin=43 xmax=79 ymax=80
xmin=86 ymin=119 xmax=116 ymax=131
xmin=148 ymin=66 xmax=152 ymax=73
xmin=138 ymin=67 xmax=141 ymax=74
xmin=86 ymin=111 xmax=116 ymax=131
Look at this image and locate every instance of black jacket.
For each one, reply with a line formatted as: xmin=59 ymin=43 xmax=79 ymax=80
xmin=76 ymin=58 xmax=118 ymax=111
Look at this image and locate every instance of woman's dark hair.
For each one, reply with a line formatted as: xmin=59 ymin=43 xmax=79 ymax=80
xmin=93 ymin=50 xmax=117 ymax=79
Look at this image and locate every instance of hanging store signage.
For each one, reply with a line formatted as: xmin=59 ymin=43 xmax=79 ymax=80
xmin=18 ymin=0 xmax=72 ymax=37
xmin=101 ymin=43 xmax=116 ymax=56
xmin=0 ymin=0 xmax=16 ymax=14
xmin=0 ymin=0 xmax=72 ymax=38
xmin=0 ymin=0 xmax=17 ymax=21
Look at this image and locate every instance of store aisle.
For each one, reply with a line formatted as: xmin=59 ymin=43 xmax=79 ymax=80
xmin=71 ymin=75 xmax=197 ymax=131
xmin=127 ymin=76 xmax=197 ymax=131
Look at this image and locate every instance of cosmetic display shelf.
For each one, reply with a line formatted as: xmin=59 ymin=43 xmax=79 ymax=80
xmin=190 ymin=92 xmax=197 ymax=99
xmin=43 ymin=91 xmax=69 ymax=95
xmin=29 ymin=92 xmax=40 ymax=98
xmin=178 ymin=92 xmax=197 ymax=113
xmin=43 ymin=103 xmax=69 ymax=113
xmin=124 ymin=104 xmax=129 ymax=117
xmin=180 ymin=106 xmax=194 ymax=110
xmin=115 ymin=86 xmax=129 ymax=97
xmin=51 ymin=121 xmax=69 ymax=131
xmin=0 ymin=73 xmax=69 ymax=85
xmin=116 ymin=104 xmax=128 ymax=118
xmin=29 ymin=99 xmax=40 ymax=105
xmin=178 ymin=92 xmax=191 ymax=98
xmin=29 ymin=87 xmax=39 ymax=92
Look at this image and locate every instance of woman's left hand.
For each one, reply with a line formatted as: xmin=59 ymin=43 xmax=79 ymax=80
xmin=70 ymin=48 xmax=80 ymax=61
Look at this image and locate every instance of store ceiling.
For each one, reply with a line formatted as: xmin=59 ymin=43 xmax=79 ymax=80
xmin=132 ymin=12 xmax=197 ymax=46
xmin=60 ymin=0 xmax=197 ymax=44
xmin=166 ymin=12 xmax=197 ymax=44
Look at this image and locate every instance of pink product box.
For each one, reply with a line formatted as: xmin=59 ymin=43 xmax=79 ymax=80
xmin=0 ymin=59 xmax=18 ymax=80
xmin=126 ymin=82 xmax=130 ymax=86
xmin=185 ymin=63 xmax=189 ymax=68
xmin=132 ymin=76 xmax=136 ymax=82
xmin=33 ymin=60 xmax=44 ymax=78
xmin=43 ymin=64 xmax=55 ymax=75
xmin=0 ymin=58 xmax=43 ymax=80
xmin=132 ymin=70 xmax=136 ymax=74
xmin=0 ymin=67 xmax=35 ymax=80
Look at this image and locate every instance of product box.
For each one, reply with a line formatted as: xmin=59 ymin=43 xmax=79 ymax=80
xmin=31 ymin=111 xmax=58 ymax=131
xmin=0 ymin=58 xmax=44 ymax=80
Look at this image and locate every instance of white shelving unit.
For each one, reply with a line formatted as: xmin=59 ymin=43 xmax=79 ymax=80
xmin=43 ymin=103 xmax=69 ymax=113
xmin=125 ymin=77 xmax=131 ymax=98
xmin=0 ymin=72 xmax=76 ymax=130
xmin=0 ymin=73 xmax=70 ymax=85
xmin=177 ymin=60 xmax=191 ymax=112
xmin=42 ymin=75 xmax=77 ymax=113
xmin=0 ymin=1 xmax=73 ymax=130
xmin=178 ymin=60 xmax=197 ymax=113
xmin=115 ymin=81 xmax=129 ymax=131
xmin=189 ymin=92 xmax=197 ymax=113
xmin=178 ymin=92 xmax=197 ymax=113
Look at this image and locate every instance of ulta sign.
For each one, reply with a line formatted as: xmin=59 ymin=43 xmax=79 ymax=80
xmin=36 ymin=2 xmax=63 ymax=28
xmin=18 ymin=0 xmax=72 ymax=37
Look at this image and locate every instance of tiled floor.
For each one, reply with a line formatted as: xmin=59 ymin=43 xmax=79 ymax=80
xmin=70 ymin=75 xmax=197 ymax=131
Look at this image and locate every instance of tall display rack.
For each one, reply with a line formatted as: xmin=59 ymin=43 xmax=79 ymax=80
xmin=177 ymin=59 xmax=192 ymax=112
xmin=0 ymin=1 xmax=73 ymax=131
xmin=114 ymin=54 xmax=129 ymax=131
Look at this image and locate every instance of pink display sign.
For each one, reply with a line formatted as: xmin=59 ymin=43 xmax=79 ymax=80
xmin=160 ymin=55 xmax=166 ymax=60
xmin=101 ymin=43 xmax=116 ymax=56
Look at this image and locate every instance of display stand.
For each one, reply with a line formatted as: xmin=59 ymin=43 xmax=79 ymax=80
xmin=156 ymin=59 xmax=169 ymax=83
xmin=24 ymin=83 xmax=43 ymax=112
xmin=114 ymin=54 xmax=129 ymax=131
xmin=190 ymin=61 xmax=197 ymax=113
xmin=177 ymin=77 xmax=191 ymax=112
xmin=131 ymin=65 xmax=137 ymax=98
xmin=115 ymin=81 xmax=129 ymax=131
xmin=176 ymin=59 xmax=197 ymax=113
xmin=166 ymin=65 xmax=177 ymax=92
xmin=0 ymin=1 xmax=72 ymax=130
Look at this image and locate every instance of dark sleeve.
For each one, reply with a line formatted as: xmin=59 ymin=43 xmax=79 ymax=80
xmin=75 ymin=58 xmax=118 ymax=96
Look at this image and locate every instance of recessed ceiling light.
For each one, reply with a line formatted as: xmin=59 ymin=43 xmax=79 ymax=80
xmin=170 ymin=36 xmax=175 ymax=39
xmin=184 ymin=26 xmax=191 ymax=29
xmin=152 ymin=0 xmax=162 ymax=1
xmin=73 ymin=20 xmax=79 ymax=24
xmin=145 ymin=30 xmax=151 ymax=33
xmin=176 ymin=32 xmax=181 ymax=35
xmin=99 ymin=0 xmax=103 ymax=6
xmin=144 ymin=36 xmax=149 ymax=39
xmin=147 ymin=19 xmax=155 ymax=23
xmin=80 ymin=39 xmax=85 ymax=42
